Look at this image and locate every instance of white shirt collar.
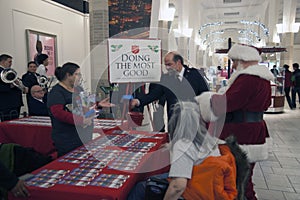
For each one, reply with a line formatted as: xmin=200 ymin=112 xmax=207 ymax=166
xmin=177 ymin=67 xmax=185 ymax=81
xmin=33 ymin=96 xmax=44 ymax=103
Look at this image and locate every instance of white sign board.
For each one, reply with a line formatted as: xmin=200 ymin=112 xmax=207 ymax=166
xmin=108 ymin=39 xmax=161 ymax=83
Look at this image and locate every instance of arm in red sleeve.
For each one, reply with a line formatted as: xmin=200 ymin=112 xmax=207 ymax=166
xmin=50 ymin=104 xmax=84 ymax=125
xmin=211 ymin=75 xmax=256 ymax=116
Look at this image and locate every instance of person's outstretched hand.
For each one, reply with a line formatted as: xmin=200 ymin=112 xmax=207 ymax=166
xmin=129 ymin=99 xmax=139 ymax=109
xmin=11 ymin=179 xmax=30 ymax=198
xmin=97 ymin=97 xmax=115 ymax=108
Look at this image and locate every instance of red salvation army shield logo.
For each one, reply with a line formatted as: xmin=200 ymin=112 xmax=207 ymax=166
xmin=131 ymin=45 xmax=139 ymax=54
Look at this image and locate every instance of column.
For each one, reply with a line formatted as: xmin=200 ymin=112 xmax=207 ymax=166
xmin=89 ymin=0 xmax=109 ymax=92
xmin=89 ymin=0 xmax=109 ymax=49
xmin=279 ymin=0 xmax=297 ymax=67
xmin=158 ymin=20 xmax=169 ymax=57
xmin=280 ymin=32 xmax=294 ymax=67
xmin=175 ymin=0 xmax=192 ymax=60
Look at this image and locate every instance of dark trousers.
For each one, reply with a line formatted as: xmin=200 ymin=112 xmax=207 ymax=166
xmin=0 ymin=107 xmax=21 ymax=122
xmin=153 ymin=105 xmax=165 ymax=132
xmin=284 ymin=87 xmax=293 ymax=109
xmin=292 ymin=87 xmax=300 ymax=108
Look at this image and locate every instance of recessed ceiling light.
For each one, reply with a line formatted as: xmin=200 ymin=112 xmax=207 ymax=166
xmin=224 ymin=12 xmax=240 ymax=16
xmin=223 ymin=0 xmax=241 ymax=3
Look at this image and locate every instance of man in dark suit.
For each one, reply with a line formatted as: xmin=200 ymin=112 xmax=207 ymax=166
xmin=22 ymin=61 xmax=39 ymax=91
xmin=27 ymin=85 xmax=48 ymax=116
xmin=0 ymin=54 xmax=25 ymax=121
xmin=130 ymin=51 xmax=209 ymax=127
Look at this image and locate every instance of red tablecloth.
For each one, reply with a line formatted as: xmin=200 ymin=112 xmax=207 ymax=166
xmin=0 ymin=116 xmax=129 ymax=155
xmin=8 ymin=130 xmax=169 ymax=200
xmin=0 ymin=117 xmax=54 ymax=155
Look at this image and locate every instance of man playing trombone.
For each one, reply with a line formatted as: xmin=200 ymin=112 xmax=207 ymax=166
xmin=22 ymin=61 xmax=51 ymax=90
xmin=0 ymin=54 xmax=26 ymax=121
xmin=22 ymin=61 xmax=39 ymax=91
xmin=22 ymin=60 xmax=53 ymax=91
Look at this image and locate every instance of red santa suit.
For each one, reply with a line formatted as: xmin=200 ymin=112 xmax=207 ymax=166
xmin=212 ymin=65 xmax=273 ymax=144
xmin=196 ymin=63 xmax=274 ymax=200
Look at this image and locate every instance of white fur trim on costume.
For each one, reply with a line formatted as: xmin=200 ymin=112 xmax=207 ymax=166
xmin=227 ymin=64 xmax=275 ymax=89
xmin=239 ymin=143 xmax=269 ymax=163
xmin=228 ymin=44 xmax=261 ymax=62
xmin=194 ymin=92 xmax=218 ymax=122
xmin=216 ymin=138 xmax=270 ymax=163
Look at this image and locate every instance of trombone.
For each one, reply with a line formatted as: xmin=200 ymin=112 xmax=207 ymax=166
xmin=37 ymin=74 xmax=56 ymax=90
xmin=37 ymin=74 xmax=49 ymax=88
xmin=0 ymin=68 xmax=27 ymax=92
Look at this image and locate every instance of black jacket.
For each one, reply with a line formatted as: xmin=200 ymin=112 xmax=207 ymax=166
xmin=27 ymin=95 xmax=49 ymax=116
xmin=293 ymin=68 xmax=300 ymax=87
xmin=0 ymin=67 xmax=23 ymax=111
xmin=138 ymin=65 xmax=209 ymax=120
xmin=21 ymin=72 xmax=39 ymax=89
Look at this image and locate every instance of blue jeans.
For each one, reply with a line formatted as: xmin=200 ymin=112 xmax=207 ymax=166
xmin=127 ymin=173 xmax=169 ymax=200
xmin=284 ymin=87 xmax=293 ymax=109
xmin=292 ymin=87 xmax=300 ymax=108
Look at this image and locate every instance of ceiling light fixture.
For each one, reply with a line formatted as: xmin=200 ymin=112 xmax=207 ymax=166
xmin=223 ymin=0 xmax=241 ymax=3
xmin=276 ymin=23 xmax=300 ymax=33
xmin=198 ymin=20 xmax=269 ymax=48
xmin=199 ymin=22 xmax=224 ymax=34
xmin=240 ymin=20 xmax=269 ymax=36
xmin=173 ymin=28 xmax=193 ymax=38
xmin=159 ymin=7 xmax=176 ymax=21
xmin=158 ymin=0 xmax=176 ymax=21
xmin=224 ymin=12 xmax=239 ymax=16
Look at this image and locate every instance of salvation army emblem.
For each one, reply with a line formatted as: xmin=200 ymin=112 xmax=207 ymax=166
xmin=131 ymin=45 xmax=139 ymax=54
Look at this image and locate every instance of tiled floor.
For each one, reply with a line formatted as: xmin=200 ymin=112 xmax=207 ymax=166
xmin=254 ymin=107 xmax=300 ymax=200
